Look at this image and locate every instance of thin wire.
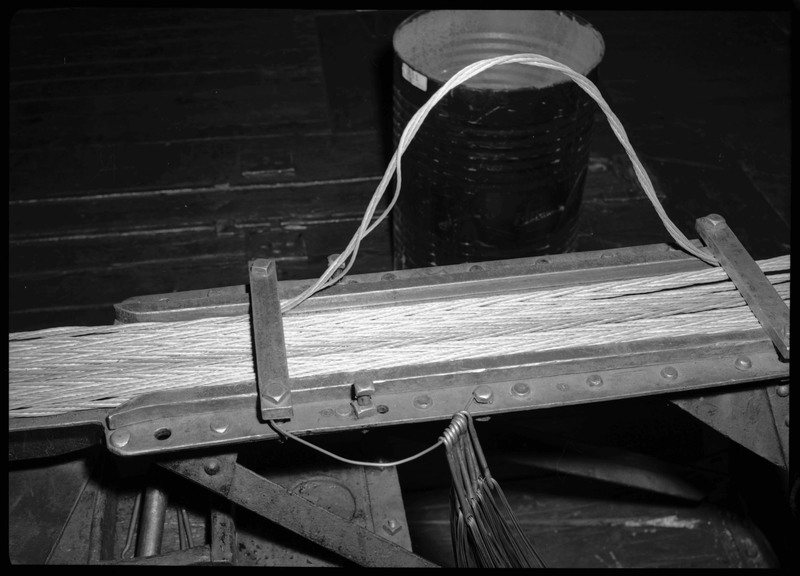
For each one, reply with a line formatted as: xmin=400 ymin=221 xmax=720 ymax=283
xmin=267 ymin=395 xmax=478 ymax=468
xmin=280 ymin=53 xmax=719 ymax=314
xmin=269 ymin=421 xmax=443 ymax=468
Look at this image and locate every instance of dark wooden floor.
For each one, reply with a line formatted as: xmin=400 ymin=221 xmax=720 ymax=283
xmin=8 ymin=9 xmax=794 ymax=568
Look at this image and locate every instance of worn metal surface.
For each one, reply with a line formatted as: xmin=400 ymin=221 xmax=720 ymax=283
xmin=363 ymin=466 xmax=414 ymax=552
xmin=98 ymin=545 xmax=212 ymax=565
xmin=249 ymin=259 xmax=294 ymax=420
xmin=9 ymin=409 xmax=109 ymax=461
xmin=672 ymin=383 xmax=788 ymax=469
xmin=209 ymin=500 xmax=237 ymax=565
xmin=695 ymin=214 xmax=790 ymax=359
xmin=114 ymin=242 xmax=711 ymax=322
xmin=44 ymin=466 xmax=104 ymax=564
xmin=159 ymin=455 xmax=436 ymax=567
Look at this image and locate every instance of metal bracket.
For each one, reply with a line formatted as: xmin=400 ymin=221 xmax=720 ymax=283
xmin=159 ymin=454 xmax=436 ymax=567
xmin=249 ymin=259 xmax=293 ymax=420
xmin=352 ymin=375 xmax=377 ymax=419
xmin=695 ymin=214 xmax=790 ymax=360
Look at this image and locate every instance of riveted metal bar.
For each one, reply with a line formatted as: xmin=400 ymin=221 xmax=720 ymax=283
xmin=105 ymin=334 xmax=788 ymax=458
xmin=249 ymin=259 xmax=293 ymax=420
xmin=695 ymin=214 xmax=790 ymax=360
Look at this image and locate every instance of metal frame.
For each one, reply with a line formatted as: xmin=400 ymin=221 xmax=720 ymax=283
xmin=8 ymin=217 xmax=791 ymax=566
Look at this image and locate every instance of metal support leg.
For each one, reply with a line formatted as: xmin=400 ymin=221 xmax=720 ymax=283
xmin=136 ymin=482 xmax=169 ymax=557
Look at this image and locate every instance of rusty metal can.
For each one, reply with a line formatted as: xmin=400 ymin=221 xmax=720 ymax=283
xmin=392 ymin=10 xmax=604 ymax=268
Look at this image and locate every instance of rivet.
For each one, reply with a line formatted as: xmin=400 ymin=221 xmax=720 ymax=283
xmin=473 ymin=385 xmax=494 ymax=404
xmin=660 ymin=366 xmax=678 ymax=380
xmin=335 ymin=404 xmax=353 ymax=418
xmin=735 ymin=356 xmax=752 ymax=371
xmin=469 ymin=265 xmax=484 ymax=272
xmin=382 ymin=273 xmax=397 ymax=281
xmin=511 ymin=382 xmax=531 ymax=397
xmin=383 ymin=518 xmax=402 ymax=535
xmin=413 ymin=395 xmax=432 ymax=410
xmin=263 ymin=381 xmax=289 ymax=404
xmin=587 ymin=374 xmax=604 ymax=387
xmin=110 ymin=429 xmax=131 ymax=448
xmin=210 ymin=419 xmax=229 ymax=434
xmin=776 ymin=384 xmax=790 ymax=398
xmin=204 ymin=459 xmax=221 ymax=476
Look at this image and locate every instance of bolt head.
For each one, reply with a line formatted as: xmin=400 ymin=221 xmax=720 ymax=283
xmin=110 ymin=429 xmax=131 ymax=448
xmin=735 ymin=356 xmax=752 ymax=370
xmin=511 ymin=382 xmax=531 ymax=397
xmin=263 ymin=379 xmax=290 ymax=404
xmin=382 ymin=272 xmax=397 ymax=281
xmin=204 ymin=459 xmax=221 ymax=476
xmin=587 ymin=374 xmax=604 ymax=387
xmin=353 ymin=376 xmax=376 ymax=398
xmin=705 ymin=213 xmax=726 ymax=227
xmin=661 ymin=366 xmax=679 ymax=380
xmin=469 ymin=265 xmax=484 ymax=272
xmin=776 ymin=384 xmax=790 ymax=398
xmin=383 ymin=518 xmax=402 ymax=535
xmin=473 ymin=385 xmax=494 ymax=404
xmin=413 ymin=395 xmax=432 ymax=409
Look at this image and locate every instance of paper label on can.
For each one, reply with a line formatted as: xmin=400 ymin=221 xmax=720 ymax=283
xmin=402 ymin=62 xmax=428 ymax=92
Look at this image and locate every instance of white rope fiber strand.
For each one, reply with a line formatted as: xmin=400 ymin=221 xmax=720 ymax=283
xmin=9 ymin=256 xmax=789 ymax=418
xmin=280 ymin=53 xmax=718 ymax=314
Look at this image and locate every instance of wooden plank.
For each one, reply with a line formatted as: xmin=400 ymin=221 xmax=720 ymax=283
xmin=8 ymin=221 xmax=392 ymax=326
xmin=10 ymin=65 xmax=319 ymax=102
xmin=10 ymin=131 xmax=385 ymax=200
xmin=10 ymin=179 xmax=386 ymax=238
xmin=10 ymin=83 xmax=329 ymax=149
xmin=10 ymin=9 xmax=321 ymax=69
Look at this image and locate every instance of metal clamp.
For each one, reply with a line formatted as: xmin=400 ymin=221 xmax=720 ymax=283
xmin=249 ymin=259 xmax=294 ymax=420
xmin=351 ymin=376 xmax=377 ymax=419
xmin=695 ymin=214 xmax=790 ymax=360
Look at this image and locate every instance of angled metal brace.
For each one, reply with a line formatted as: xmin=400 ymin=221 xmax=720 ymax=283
xmin=159 ymin=453 xmax=437 ymax=567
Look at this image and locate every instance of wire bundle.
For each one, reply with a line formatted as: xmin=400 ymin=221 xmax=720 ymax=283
xmin=441 ymin=411 xmax=547 ymax=568
xmin=280 ymin=52 xmax=719 ymax=314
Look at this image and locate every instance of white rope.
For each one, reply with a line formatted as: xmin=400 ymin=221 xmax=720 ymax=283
xmin=280 ymin=53 xmax=718 ymax=314
xmin=9 ymin=256 xmax=789 ymax=417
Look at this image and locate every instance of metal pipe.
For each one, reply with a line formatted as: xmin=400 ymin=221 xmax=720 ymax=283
xmin=135 ymin=484 xmax=168 ymax=557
